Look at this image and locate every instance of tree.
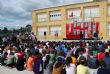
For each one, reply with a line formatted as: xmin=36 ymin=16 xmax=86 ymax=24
xmin=3 ymin=27 xmax=8 ymax=33
xmin=26 ymin=24 xmax=31 ymax=28
xmin=25 ymin=24 xmax=32 ymax=32
xmin=0 ymin=29 xmax=1 ymax=32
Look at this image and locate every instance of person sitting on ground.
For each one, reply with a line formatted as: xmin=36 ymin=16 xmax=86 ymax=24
xmin=0 ymin=49 xmax=3 ymax=65
xmin=16 ymin=48 xmax=26 ymax=71
xmin=33 ymin=53 xmax=43 ymax=74
xmin=97 ymin=61 xmax=109 ymax=74
xmin=6 ymin=52 xmax=15 ymax=68
xmin=97 ymin=50 xmax=104 ymax=62
xmin=1 ymin=52 xmax=8 ymax=66
xmin=102 ymin=52 xmax=110 ymax=72
xmin=52 ymin=57 xmax=63 ymax=74
xmin=44 ymin=55 xmax=51 ymax=74
xmin=26 ymin=54 xmax=36 ymax=71
xmin=87 ymin=51 xmax=99 ymax=74
xmin=71 ymin=53 xmax=77 ymax=65
xmin=77 ymin=56 xmax=88 ymax=74
xmin=66 ymin=57 xmax=76 ymax=74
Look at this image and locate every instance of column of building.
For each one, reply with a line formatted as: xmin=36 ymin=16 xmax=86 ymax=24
xmin=99 ymin=1 xmax=107 ymax=39
xmin=32 ymin=11 xmax=37 ymax=35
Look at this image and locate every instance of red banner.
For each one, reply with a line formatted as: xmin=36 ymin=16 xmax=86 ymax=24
xmin=66 ymin=22 xmax=99 ymax=39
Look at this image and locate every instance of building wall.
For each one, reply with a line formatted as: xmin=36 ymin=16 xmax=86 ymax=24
xmin=32 ymin=1 xmax=110 ymax=40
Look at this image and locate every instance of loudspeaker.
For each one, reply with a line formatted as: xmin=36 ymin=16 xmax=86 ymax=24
xmin=44 ymin=32 xmax=46 ymax=36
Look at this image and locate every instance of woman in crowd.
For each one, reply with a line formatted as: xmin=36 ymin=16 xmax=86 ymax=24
xmin=44 ymin=55 xmax=51 ymax=74
xmin=6 ymin=52 xmax=15 ymax=68
xmin=65 ymin=47 xmax=71 ymax=59
xmin=77 ymin=56 xmax=88 ymax=74
xmin=71 ymin=53 xmax=77 ymax=65
xmin=52 ymin=57 xmax=63 ymax=74
xmin=33 ymin=53 xmax=43 ymax=74
xmin=26 ymin=53 xmax=35 ymax=71
xmin=65 ymin=57 xmax=76 ymax=74
xmin=16 ymin=48 xmax=26 ymax=71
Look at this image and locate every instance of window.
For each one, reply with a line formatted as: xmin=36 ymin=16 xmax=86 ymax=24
xmin=108 ymin=6 xmax=110 ymax=16
xmin=68 ymin=9 xmax=81 ymax=18
xmin=84 ymin=7 xmax=99 ymax=18
xmin=108 ymin=24 xmax=110 ymax=35
xmin=50 ymin=26 xmax=61 ymax=36
xmin=37 ymin=27 xmax=47 ymax=35
xmin=67 ymin=9 xmax=81 ymax=22
xmin=38 ymin=13 xmax=47 ymax=22
xmin=50 ymin=11 xmax=61 ymax=21
xmin=84 ymin=0 xmax=94 ymax=2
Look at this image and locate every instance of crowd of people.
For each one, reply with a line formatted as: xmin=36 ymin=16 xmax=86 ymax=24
xmin=0 ymin=32 xmax=110 ymax=74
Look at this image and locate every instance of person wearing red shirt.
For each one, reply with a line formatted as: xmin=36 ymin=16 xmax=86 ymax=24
xmin=97 ymin=51 xmax=104 ymax=61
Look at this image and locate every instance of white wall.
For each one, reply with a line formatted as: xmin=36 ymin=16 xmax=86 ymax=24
xmin=84 ymin=7 xmax=99 ymax=18
xmin=84 ymin=0 xmax=94 ymax=2
xmin=108 ymin=23 xmax=110 ymax=35
xmin=50 ymin=11 xmax=61 ymax=21
xmin=50 ymin=26 xmax=61 ymax=35
xmin=67 ymin=9 xmax=81 ymax=18
xmin=108 ymin=6 xmax=110 ymax=16
xmin=84 ymin=7 xmax=99 ymax=22
xmin=67 ymin=9 xmax=81 ymax=22
xmin=37 ymin=27 xmax=47 ymax=35
xmin=38 ymin=13 xmax=47 ymax=22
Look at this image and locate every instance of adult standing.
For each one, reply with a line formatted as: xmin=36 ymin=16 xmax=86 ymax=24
xmin=80 ymin=31 xmax=84 ymax=40
xmin=93 ymin=32 xmax=98 ymax=41
xmin=30 ymin=32 xmax=37 ymax=43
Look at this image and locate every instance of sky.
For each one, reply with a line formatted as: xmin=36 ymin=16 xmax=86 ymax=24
xmin=0 ymin=0 xmax=83 ymax=29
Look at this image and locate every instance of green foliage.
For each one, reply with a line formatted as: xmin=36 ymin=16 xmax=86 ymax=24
xmin=3 ymin=27 xmax=8 ymax=33
xmin=0 ymin=24 xmax=32 ymax=35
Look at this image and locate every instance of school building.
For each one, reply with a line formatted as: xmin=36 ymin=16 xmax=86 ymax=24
xmin=32 ymin=0 xmax=110 ymax=40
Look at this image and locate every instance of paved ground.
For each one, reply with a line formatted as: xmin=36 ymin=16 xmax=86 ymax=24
xmin=0 ymin=66 xmax=33 ymax=74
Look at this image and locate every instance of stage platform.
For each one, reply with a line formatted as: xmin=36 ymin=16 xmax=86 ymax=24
xmin=63 ymin=38 xmax=95 ymax=40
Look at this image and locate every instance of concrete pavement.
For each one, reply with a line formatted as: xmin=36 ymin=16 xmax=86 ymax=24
xmin=0 ymin=66 xmax=33 ymax=74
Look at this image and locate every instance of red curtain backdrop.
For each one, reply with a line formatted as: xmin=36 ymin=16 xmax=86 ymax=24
xmin=66 ymin=22 xmax=99 ymax=39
